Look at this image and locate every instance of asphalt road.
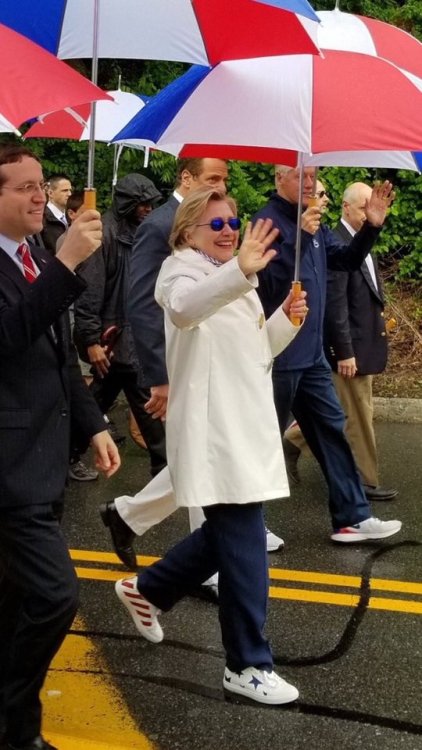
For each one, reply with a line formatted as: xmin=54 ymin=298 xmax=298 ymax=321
xmin=47 ymin=411 xmax=421 ymax=750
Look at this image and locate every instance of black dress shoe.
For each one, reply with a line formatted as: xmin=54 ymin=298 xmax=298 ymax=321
xmin=363 ymin=485 xmax=399 ymax=501
xmin=282 ymin=438 xmax=301 ymax=484
xmin=100 ymin=501 xmax=137 ymax=570
xmin=6 ymin=736 xmax=58 ymax=750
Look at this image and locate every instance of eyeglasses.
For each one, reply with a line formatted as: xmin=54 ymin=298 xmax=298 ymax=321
xmin=196 ymin=217 xmax=241 ymax=232
xmin=317 ymin=190 xmax=328 ymax=198
xmin=2 ymin=181 xmax=48 ymax=196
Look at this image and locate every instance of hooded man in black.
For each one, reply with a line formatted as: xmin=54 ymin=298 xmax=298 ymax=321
xmin=74 ymin=174 xmax=166 ymax=482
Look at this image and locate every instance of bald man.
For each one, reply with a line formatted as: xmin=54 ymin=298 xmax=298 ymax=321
xmin=323 ymin=182 xmax=398 ymax=500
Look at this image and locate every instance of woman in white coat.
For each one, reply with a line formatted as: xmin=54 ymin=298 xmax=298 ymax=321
xmin=116 ymin=188 xmax=307 ymax=705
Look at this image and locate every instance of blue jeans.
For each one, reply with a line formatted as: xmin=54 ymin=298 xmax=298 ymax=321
xmin=273 ymin=355 xmax=371 ymax=529
xmin=137 ymin=502 xmax=273 ymax=672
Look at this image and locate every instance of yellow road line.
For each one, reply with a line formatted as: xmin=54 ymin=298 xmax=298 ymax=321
xmin=70 ymin=549 xmax=422 ymax=596
xmin=269 ymin=585 xmax=422 ymax=614
xmin=73 ymin=566 xmax=422 ymax=616
xmin=269 ymin=567 xmax=422 ymax=595
xmin=42 ymin=616 xmax=156 ymax=750
xmin=70 ymin=550 xmax=160 ymax=566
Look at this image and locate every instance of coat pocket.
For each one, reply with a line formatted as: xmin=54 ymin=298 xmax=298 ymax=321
xmin=0 ymin=409 xmax=31 ymax=429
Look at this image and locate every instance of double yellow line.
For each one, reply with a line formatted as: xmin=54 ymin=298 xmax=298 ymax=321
xmin=70 ymin=549 xmax=422 ymax=616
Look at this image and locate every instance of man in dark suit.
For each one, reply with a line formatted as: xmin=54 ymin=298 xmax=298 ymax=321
xmin=324 ymin=182 xmax=398 ymax=501
xmin=0 ymin=144 xmax=120 ymax=750
xmin=40 ymin=174 xmax=72 ymax=255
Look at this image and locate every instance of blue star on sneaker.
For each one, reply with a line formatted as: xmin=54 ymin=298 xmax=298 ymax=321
xmin=249 ymin=674 xmax=263 ymax=690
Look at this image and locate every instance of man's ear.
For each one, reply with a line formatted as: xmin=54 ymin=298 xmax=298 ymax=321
xmin=180 ymin=169 xmax=192 ymax=190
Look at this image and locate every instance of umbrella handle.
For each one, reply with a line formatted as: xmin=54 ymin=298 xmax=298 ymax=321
xmin=290 ymin=280 xmax=303 ymax=327
xmin=308 ymin=195 xmax=318 ymax=208
xmin=84 ymin=188 xmax=97 ymax=210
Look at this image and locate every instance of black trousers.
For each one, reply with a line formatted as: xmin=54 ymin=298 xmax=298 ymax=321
xmin=0 ymin=503 xmax=79 ymax=746
xmin=90 ymin=363 xmax=167 ymax=476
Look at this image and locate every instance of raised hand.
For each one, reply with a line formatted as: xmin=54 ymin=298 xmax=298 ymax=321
xmin=237 ymin=218 xmax=279 ymax=276
xmin=365 ymin=180 xmax=395 ymax=227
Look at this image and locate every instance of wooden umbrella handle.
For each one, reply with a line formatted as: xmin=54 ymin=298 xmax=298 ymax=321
xmin=308 ymin=194 xmax=318 ymax=208
xmin=290 ymin=280 xmax=303 ymax=327
xmin=83 ymin=188 xmax=97 ymax=210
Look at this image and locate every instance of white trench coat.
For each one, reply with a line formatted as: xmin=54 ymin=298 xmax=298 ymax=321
xmin=154 ymin=249 xmax=300 ymax=509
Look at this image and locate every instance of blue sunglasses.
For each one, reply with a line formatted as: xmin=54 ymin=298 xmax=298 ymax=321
xmin=196 ymin=217 xmax=241 ymax=232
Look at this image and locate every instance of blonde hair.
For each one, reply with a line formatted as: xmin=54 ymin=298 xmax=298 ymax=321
xmin=170 ymin=187 xmax=237 ymax=250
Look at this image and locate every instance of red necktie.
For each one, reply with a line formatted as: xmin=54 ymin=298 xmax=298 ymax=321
xmin=17 ymin=243 xmax=37 ymax=283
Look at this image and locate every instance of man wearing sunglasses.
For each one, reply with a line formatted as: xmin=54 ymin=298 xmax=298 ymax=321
xmin=252 ymin=165 xmax=401 ymax=544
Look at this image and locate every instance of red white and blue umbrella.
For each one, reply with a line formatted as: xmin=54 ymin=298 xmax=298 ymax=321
xmin=0 ymin=0 xmax=320 ymax=64
xmin=25 ymin=89 xmax=147 ymax=143
xmin=24 ymin=89 xmax=150 ymax=188
xmin=0 ymin=23 xmax=110 ymax=135
xmin=112 ymin=52 xmax=422 ymax=160
xmin=0 ymin=0 xmax=321 ymax=189
xmin=317 ymin=9 xmax=422 ymax=80
xmin=112 ymin=8 xmax=422 ymax=169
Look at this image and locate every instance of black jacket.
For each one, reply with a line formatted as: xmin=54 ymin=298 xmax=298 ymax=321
xmin=40 ymin=206 xmax=66 ymax=255
xmin=73 ymin=174 xmax=161 ymax=367
xmin=0 ymin=243 xmax=106 ymax=507
xmin=323 ymin=221 xmax=388 ymax=375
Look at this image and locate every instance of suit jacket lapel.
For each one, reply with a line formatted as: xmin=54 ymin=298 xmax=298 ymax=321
xmin=361 ymin=255 xmax=384 ymax=302
xmin=334 ymin=223 xmax=383 ymax=302
xmin=0 ymin=245 xmax=30 ymax=290
xmin=0 ymin=245 xmax=62 ymax=351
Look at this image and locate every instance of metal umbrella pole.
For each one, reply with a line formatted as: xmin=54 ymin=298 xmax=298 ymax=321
xmin=290 ymin=154 xmax=318 ymax=326
xmin=290 ymin=153 xmax=305 ymax=326
xmin=84 ymin=0 xmax=100 ymax=209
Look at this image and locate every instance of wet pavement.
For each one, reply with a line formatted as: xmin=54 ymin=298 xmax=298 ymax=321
xmin=59 ymin=410 xmax=422 ymax=750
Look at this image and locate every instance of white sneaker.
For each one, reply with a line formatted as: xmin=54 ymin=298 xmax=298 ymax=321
xmin=266 ymin=528 xmax=284 ymax=552
xmin=115 ymin=577 xmax=163 ymax=643
xmin=223 ymin=666 xmax=299 ymax=705
xmin=331 ymin=517 xmax=402 ymax=543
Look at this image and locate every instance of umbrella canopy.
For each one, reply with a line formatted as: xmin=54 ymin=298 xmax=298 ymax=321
xmin=0 ymin=0 xmax=320 ymax=64
xmin=0 ymin=23 xmax=110 ymax=135
xmin=112 ymin=52 xmax=422 ymax=159
xmin=317 ymin=9 xmax=422 ymax=80
xmin=24 ymin=89 xmax=147 ymax=142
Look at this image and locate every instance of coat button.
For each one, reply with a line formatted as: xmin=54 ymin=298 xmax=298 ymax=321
xmin=381 ymin=332 xmax=386 ymax=337
xmin=60 ymin=409 xmax=68 ymax=417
